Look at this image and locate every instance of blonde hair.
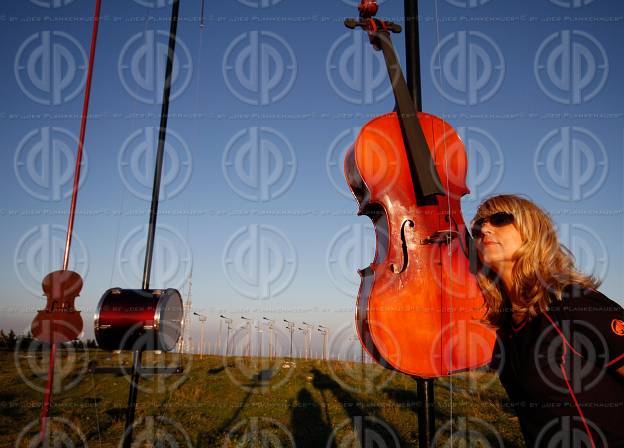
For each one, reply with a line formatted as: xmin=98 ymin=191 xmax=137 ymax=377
xmin=471 ymin=194 xmax=598 ymax=328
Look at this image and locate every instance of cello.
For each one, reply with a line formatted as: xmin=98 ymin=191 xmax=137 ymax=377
xmin=30 ymin=1 xmax=102 ymax=445
xmin=344 ymin=1 xmax=496 ymax=378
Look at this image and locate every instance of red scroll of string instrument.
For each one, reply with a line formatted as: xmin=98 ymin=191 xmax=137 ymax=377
xmin=344 ymin=1 xmax=496 ymax=378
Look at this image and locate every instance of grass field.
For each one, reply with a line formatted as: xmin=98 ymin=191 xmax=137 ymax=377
xmin=2 ymin=349 xmax=524 ymax=447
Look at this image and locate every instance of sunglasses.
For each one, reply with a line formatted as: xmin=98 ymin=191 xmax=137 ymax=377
xmin=471 ymin=212 xmax=514 ymax=238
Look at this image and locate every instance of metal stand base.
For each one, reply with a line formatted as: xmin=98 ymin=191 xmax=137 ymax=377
xmin=89 ymin=349 xmax=183 ymax=448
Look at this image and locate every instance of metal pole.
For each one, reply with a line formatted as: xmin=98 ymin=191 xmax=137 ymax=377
xmin=247 ymin=322 xmax=251 ymax=357
xmin=416 ymin=378 xmax=436 ymax=447
xmin=241 ymin=317 xmax=252 ymax=357
xmin=200 ymin=319 xmax=205 ymax=359
xmin=226 ymin=324 xmax=230 ymax=356
xmin=142 ymin=0 xmax=180 ymax=290
xmin=325 ymin=332 xmax=328 ymax=360
xmin=221 ymin=315 xmax=232 ymax=357
xmin=193 ymin=312 xmax=207 ymax=359
xmin=284 ymin=320 xmax=294 ymax=359
xmin=268 ymin=325 xmax=272 ymax=359
xmin=319 ymin=325 xmax=328 ymax=361
xmin=122 ymin=349 xmax=143 ymax=448
xmin=218 ymin=320 xmax=222 ymax=355
xmin=298 ymin=328 xmax=306 ymax=360
xmin=263 ymin=317 xmax=274 ymax=359
xmin=403 ymin=2 xmax=436 ymax=444
xmin=199 ymin=322 xmax=203 ymax=358
xmin=303 ymin=322 xmax=313 ymax=360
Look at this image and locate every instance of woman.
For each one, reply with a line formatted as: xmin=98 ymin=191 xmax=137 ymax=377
xmin=471 ymin=194 xmax=624 ymax=447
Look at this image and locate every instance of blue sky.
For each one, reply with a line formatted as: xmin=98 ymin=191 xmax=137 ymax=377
xmin=0 ymin=0 xmax=622 ymax=356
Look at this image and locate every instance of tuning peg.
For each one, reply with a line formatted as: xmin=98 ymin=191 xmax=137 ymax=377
xmin=386 ymin=22 xmax=402 ymax=33
xmin=344 ymin=18 xmax=359 ymax=29
xmin=344 ymin=17 xmax=402 ymax=34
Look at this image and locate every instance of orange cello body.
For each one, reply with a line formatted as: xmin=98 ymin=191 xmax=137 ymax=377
xmin=31 ymin=270 xmax=83 ymax=344
xmin=345 ymin=111 xmax=496 ymax=378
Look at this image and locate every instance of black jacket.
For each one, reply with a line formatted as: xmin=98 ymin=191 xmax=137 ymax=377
xmin=491 ymin=285 xmax=624 ymax=447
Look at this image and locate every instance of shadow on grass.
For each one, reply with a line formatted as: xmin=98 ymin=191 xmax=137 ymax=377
xmin=310 ymin=368 xmax=405 ymax=447
xmin=207 ymin=366 xmax=225 ymax=375
xmin=105 ymin=407 xmax=126 ymax=421
xmin=290 ymin=388 xmax=333 ymax=448
xmin=195 ymin=368 xmax=274 ymax=447
xmin=244 ymin=368 xmax=274 ymax=386
xmin=0 ymin=393 xmax=20 ymax=419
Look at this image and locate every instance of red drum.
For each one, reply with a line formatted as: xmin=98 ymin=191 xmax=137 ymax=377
xmin=94 ymin=288 xmax=183 ymax=351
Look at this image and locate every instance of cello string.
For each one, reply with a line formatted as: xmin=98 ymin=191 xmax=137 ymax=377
xmin=186 ymin=0 xmax=205 ymax=250
xmin=169 ymin=0 xmax=203 ymax=369
xmin=96 ymin=4 xmax=155 ymax=445
xmin=178 ymin=0 xmax=206 ymax=355
xmin=157 ymin=0 xmax=205 ymax=433
xmin=432 ymin=0 xmax=455 ymax=442
xmin=162 ymin=0 xmax=200 ymax=424
xmin=107 ymin=0 xmax=152 ymax=288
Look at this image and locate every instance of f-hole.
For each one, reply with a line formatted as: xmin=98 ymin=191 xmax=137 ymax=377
xmin=390 ymin=219 xmax=414 ymax=274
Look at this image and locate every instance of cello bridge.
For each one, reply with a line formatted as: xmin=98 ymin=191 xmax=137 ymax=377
xmin=421 ymin=230 xmax=459 ymax=245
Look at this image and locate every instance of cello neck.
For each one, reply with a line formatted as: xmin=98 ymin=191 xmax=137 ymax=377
xmin=374 ymin=29 xmax=445 ymax=199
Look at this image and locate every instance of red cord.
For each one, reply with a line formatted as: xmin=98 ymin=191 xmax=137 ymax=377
xmin=544 ymin=312 xmax=596 ymax=447
xmin=38 ymin=341 xmax=57 ymax=445
xmin=39 ymin=1 xmax=102 ymax=444
xmin=62 ymin=0 xmax=102 ymax=271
